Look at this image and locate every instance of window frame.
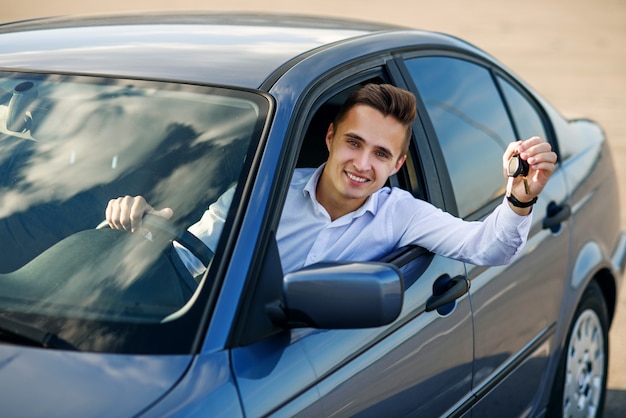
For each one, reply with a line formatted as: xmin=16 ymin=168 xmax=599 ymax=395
xmin=395 ymin=49 xmax=557 ymax=220
xmin=230 ymin=60 xmax=437 ymax=347
xmin=493 ymin=68 xmax=559 ymax=156
xmin=0 ymin=70 xmax=275 ymax=355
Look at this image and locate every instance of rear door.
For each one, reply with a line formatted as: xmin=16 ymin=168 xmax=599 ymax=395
xmin=401 ymin=53 xmax=570 ymax=414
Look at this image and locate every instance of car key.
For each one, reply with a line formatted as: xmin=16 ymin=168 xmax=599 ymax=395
xmin=507 ymin=153 xmax=530 ymax=196
xmin=522 ymin=175 xmax=530 ymax=194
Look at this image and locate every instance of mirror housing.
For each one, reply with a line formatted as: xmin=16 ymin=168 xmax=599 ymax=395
xmin=273 ymin=262 xmax=404 ymax=329
xmin=7 ymin=81 xmax=37 ymax=133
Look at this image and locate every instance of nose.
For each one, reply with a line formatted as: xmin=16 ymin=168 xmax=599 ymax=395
xmin=353 ymin=149 xmax=372 ymax=172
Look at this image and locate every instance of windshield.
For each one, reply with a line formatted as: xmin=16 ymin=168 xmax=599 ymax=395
xmin=0 ymin=72 xmax=269 ymax=353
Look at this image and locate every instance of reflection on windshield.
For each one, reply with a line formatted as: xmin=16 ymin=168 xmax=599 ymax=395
xmin=0 ymin=72 xmax=267 ymax=352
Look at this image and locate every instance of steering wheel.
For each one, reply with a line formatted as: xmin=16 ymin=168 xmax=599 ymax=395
xmin=96 ymin=214 xmax=213 ymax=267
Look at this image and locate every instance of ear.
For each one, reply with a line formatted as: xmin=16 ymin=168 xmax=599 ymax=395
xmin=325 ymin=123 xmax=334 ymax=151
xmin=391 ymin=154 xmax=407 ymax=175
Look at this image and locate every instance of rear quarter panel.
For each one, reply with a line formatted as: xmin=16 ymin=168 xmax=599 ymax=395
xmin=530 ymin=109 xmax=624 ymax=414
xmin=558 ymin=115 xmax=622 ymax=306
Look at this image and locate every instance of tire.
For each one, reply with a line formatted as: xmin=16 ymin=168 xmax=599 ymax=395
xmin=548 ymin=280 xmax=609 ymax=418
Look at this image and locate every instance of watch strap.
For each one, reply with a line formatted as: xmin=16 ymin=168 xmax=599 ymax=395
xmin=507 ymin=194 xmax=537 ymax=208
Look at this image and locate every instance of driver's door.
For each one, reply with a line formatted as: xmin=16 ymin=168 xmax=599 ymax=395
xmin=231 ymin=251 xmax=473 ymax=418
xmin=230 ymin=74 xmax=474 ymax=417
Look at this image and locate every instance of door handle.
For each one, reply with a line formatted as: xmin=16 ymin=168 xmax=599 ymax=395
xmin=425 ymin=274 xmax=470 ymax=312
xmin=542 ymin=201 xmax=571 ymax=232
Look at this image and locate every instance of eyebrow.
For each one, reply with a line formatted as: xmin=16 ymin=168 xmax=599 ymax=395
xmin=345 ymin=132 xmax=395 ymax=158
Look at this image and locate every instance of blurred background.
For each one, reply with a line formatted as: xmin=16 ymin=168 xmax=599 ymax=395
xmin=3 ymin=0 xmax=626 ymax=414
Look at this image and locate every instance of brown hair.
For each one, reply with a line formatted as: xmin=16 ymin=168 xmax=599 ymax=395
xmin=333 ymin=83 xmax=417 ymax=156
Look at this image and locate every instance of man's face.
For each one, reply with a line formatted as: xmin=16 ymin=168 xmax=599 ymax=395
xmin=320 ymin=104 xmax=407 ymax=213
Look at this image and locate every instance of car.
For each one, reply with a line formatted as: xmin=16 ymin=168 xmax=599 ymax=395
xmin=0 ymin=12 xmax=623 ymax=418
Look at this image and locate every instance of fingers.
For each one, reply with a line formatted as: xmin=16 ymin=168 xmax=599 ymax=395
xmin=503 ymin=140 xmax=522 ymax=161
xmin=105 ymin=196 xmax=174 ymax=233
xmin=502 ymin=140 xmax=524 ymax=178
xmin=518 ymin=136 xmax=557 ymax=173
xmin=505 ymin=136 xmax=557 ymax=172
xmin=151 ymin=207 xmax=174 ymax=220
xmin=105 ymin=195 xmax=152 ymax=233
xmin=505 ymin=136 xmax=558 ymax=199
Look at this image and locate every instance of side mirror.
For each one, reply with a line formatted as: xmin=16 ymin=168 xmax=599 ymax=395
xmin=273 ymin=262 xmax=403 ymax=329
xmin=7 ymin=81 xmax=37 ymax=133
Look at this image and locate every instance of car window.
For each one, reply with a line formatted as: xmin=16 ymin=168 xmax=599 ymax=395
xmin=497 ymin=76 xmax=548 ymax=142
xmin=404 ymin=56 xmax=515 ymax=218
xmin=284 ymin=81 xmax=419 ymax=270
xmin=0 ymin=72 xmax=269 ymax=353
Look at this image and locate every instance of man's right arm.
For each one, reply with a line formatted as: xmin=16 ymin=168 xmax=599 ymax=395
xmin=106 ymin=188 xmax=235 ymax=275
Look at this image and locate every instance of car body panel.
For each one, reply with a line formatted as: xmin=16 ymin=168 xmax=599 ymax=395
xmin=231 ymin=256 xmax=472 ymax=417
xmin=0 ymin=345 xmax=192 ymax=417
xmin=559 ymin=117 xmax=623 ymax=309
xmin=307 ymin=258 xmax=472 ymax=418
xmin=140 ymin=351 xmax=243 ymax=418
xmin=0 ymin=14 xmax=393 ymax=88
xmin=469 ymin=167 xmax=571 ymax=415
xmin=611 ymin=233 xmax=626 ymax=277
xmin=0 ymin=24 xmax=368 ymax=89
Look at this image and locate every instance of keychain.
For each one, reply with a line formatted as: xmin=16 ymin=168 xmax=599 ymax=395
xmin=506 ymin=154 xmax=530 ymax=197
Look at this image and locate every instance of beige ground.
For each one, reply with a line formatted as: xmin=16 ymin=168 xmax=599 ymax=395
xmin=3 ymin=0 xmax=626 ymax=414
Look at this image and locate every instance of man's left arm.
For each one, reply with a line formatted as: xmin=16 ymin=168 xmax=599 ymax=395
xmin=433 ymin=136 xmax=557 ymax=265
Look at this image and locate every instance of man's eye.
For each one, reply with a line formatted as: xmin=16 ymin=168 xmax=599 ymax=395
xmin=376 ymin=151 xmax=390 ymax=159
xmin=347 ymin=140 xmax=359 ymax=147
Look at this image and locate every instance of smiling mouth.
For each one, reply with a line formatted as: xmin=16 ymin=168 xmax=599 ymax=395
xmin=346 ymin=171 xmax=369 ymax=183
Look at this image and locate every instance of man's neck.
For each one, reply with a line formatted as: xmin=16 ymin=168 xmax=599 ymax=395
xmin=316 ymin=172 xmax=366 ymax=221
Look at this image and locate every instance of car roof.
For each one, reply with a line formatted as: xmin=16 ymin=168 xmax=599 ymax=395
xmin=0 ymin=13 xmax=411 ymax=88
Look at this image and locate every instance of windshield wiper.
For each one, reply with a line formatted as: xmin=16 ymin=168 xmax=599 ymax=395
xmin=0 ymin=315 xmax=78 ymax=350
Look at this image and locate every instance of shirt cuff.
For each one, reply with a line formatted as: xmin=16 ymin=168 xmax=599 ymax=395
xmin=500 ymin=196 xmax=533 ymax=233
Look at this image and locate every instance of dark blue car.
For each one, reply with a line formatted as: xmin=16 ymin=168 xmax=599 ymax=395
xmin=0 ymin=13 xmax=623 ymax=417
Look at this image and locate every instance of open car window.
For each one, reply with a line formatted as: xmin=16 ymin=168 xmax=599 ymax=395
xmin=0 ymin=72 xmax=269 ymax=353
xmin=282 ymin=79 xmax=424 ymax=271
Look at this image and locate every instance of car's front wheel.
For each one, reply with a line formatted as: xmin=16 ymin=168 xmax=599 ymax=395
xmin=548 ymin=280 xmax=609 ymax=418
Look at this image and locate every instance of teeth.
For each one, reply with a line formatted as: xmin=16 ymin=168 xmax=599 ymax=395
xmin=347 ymin=172 xmax=368 ymax=183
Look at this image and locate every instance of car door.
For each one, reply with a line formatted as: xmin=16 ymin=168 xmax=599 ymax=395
xmin=401 ymin=54 xmax=571 ymax=415
xmin=229 ymin=72 xmax=475 ymax=418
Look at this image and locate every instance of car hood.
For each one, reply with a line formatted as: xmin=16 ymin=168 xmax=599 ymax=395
xmin=0 ymin=343 xmax=191 ymax=417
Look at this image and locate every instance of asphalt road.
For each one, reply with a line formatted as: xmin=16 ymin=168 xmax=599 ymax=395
xmin=3 ymin=0 xmax=626 ymax=415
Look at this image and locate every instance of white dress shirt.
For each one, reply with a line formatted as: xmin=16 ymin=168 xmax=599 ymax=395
xmin=176 ymin=165 xmax=532 ymax=275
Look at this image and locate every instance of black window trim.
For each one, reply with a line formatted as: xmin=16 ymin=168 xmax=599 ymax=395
xmin=492 ymin=68 xmax=560 ymax=159
xmin=394 ymin=48 xmax=558 ymax=220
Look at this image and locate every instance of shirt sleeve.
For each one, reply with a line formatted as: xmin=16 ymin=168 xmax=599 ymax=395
xmin=397 ymin=195 xmax=532 ymax=266
xmin=173 ymin=186 xmax=235 ymax=276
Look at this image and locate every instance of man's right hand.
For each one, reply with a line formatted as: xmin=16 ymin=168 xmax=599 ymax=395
xmin=105 ymin=195 xmax=173 ymax=233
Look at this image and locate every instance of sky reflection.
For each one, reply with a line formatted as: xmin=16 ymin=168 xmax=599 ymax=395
xmin=0 ymin=73 xmax=263 ymax=323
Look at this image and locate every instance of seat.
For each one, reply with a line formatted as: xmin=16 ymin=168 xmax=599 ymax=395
xmin=296 ymin=103 xmax=338 ymax=168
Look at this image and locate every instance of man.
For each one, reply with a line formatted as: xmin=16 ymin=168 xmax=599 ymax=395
xmin=106 ymin=84 xmax=557 ymax=275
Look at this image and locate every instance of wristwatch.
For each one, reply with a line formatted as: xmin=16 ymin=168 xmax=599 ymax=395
xmin=507 ymin=194 xmax=537 ymax=208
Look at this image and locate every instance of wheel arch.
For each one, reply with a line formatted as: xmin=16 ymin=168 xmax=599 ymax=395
xmin=592 ymin=268 xmax=618 ymax=328
xmin=570 ymin=240 xmax=619 ymax=327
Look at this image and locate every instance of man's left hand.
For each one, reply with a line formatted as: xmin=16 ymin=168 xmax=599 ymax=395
xmin=503 ymin=136 xmax=557 ymax=214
